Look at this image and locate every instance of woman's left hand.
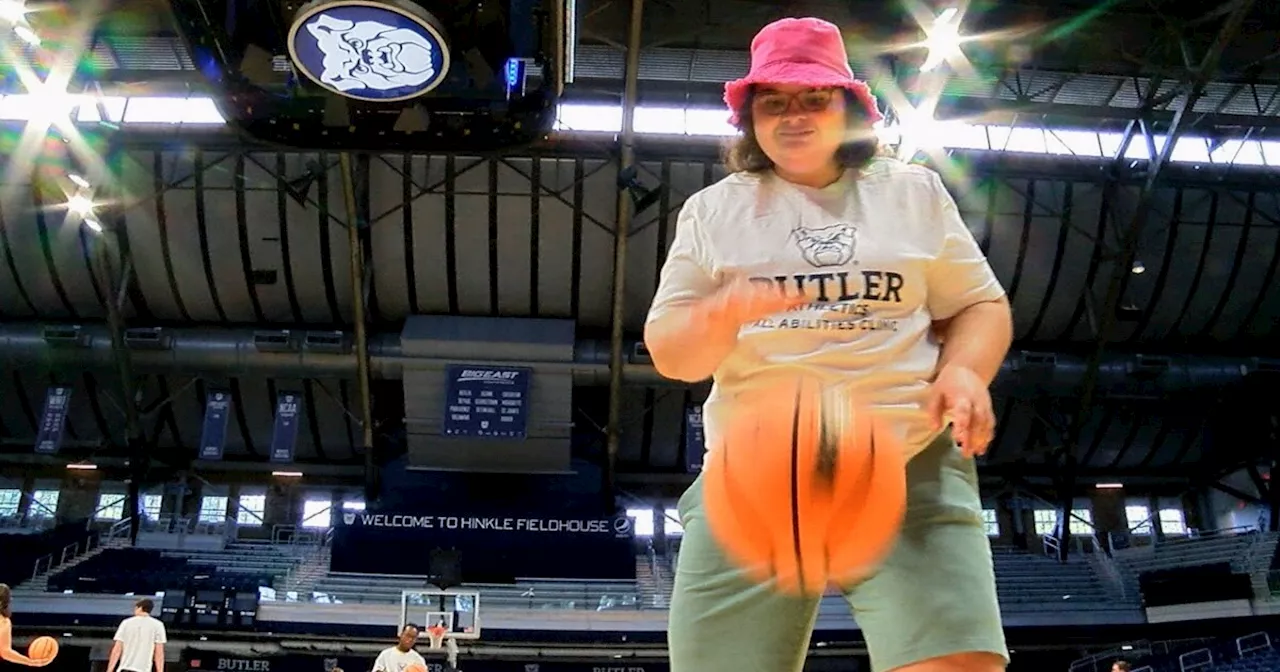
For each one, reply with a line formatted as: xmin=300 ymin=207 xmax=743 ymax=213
xmin=925 ymin=364 xmax=995 ymax=458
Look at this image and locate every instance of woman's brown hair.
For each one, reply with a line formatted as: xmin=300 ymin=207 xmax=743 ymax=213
xmin=0 ymin=583 xmax=11 ymax=619
xmin=723 ymin=88 xmax=881 ymax=174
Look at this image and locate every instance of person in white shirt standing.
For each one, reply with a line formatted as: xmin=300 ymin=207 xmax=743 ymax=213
xmin=371 ymin=625 xmax=426 ymax=672
xmin=106 ymin=599 xmax=167 ymax=672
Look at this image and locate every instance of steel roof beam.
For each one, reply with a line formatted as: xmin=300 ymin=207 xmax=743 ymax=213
xmin=1061 ymin=0 xmax=1257 ymax=475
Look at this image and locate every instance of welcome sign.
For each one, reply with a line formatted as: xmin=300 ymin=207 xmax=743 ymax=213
xmin=332 ymin=509 xmax=637 ymax=580
xmin=343 ymin=511 xmax=633 ymax=538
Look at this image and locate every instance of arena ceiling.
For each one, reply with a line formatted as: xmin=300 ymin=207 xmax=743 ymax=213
xmin=0 ymin=0 xmax=1277 ymax=497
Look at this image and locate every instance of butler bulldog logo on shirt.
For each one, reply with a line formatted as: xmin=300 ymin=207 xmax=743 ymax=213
xmin=794 ymin=221 xmax=857 ymax=267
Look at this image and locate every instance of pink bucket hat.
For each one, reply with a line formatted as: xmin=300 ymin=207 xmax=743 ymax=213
xmin=724 ymin=17 xmax=883 ymax=127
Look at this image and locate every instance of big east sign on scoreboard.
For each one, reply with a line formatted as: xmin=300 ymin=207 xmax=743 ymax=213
xmin=442 ymin=364 xmax=533 ymax=439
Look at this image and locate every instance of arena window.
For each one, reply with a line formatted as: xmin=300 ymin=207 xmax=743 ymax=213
xmin=0 ymin=93 xmax=224 ymax=126
xmin=140 ymin=493 xmax=163 ymax=520
xmin=0 ymin=488 xmax=19 ymax=517
xmin=1032 ymin=509 xmax=1056 ymax=535
xmin=198 ymin=495 xmax=229 ymax=524
xmin=300 ymin=498 xmax=333 ymax=529
xmin=664 ymin=508 xmax=683 ymax=537
xmin=94 ymin=492 xmax=127 ymax=521
xmin=3 ymin=93 xmax=1278 ymax=170
xmin=1069 ymin=510 xmax=1094 ymax=536
xmin=1159 ymin=508 xmax=1187 ymax=535
xmin=237 ymin=494 xmax=267 ymax=526
xmin=625 ymin=508 xmax=655 ymax=537
xmin=981 ymin=509 xmax=999 ymax=537
xmin=27 ymin=490 xmax=59 ymax=521
xmin=1125 ymin=505 xmax=1154 ymax=534
xmin=551 ymin=102 xmax=1280 ymax=169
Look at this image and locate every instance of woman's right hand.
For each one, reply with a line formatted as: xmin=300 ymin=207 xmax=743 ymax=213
xmin=647 ymin=276 xmax=813 ymax=382
xmin=702 ymin=276 xmax=812 ymax=331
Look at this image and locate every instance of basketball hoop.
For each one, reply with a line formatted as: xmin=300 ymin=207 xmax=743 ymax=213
xmin=425 ymin=624 xmax=448 ymax=650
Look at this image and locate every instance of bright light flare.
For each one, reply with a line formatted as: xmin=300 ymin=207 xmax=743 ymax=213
xmin=82 ymin=218 xmax=102 ymax=234
xmin=0 ymin=0 xmax=27 ymax=23
xmin=67 ymin=193 xmax=93 ymax=216
xmin=12 ymin=23 xmax=38 ymax=46
xmin=920 ymin=8 xmax=964 ymax=72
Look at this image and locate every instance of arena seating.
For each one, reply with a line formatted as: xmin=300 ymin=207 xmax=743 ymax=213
xmin=0 ymin=521 xmax=99 ymax=589
xmin=293 ymin=544 xmax=1128 ymax=612
xmin=47 ymin=545 xmax=286 ymax=595
xmin=1113 ymin=530 xmax=1274 ymax=575
xmin=21 ymin=528 xmax=1277 ymax=618
xmin=988 ymin=546 xmax=1128 ymax=611
xmin=306 ymin=569 xmax=643 ymax=610
xmin=1111 ymin=530 xmax=1279 ymax=601
xmin=160 ymin=541 xmax=313 ymax=578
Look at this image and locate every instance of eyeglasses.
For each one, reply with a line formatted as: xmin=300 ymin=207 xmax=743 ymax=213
xmin=751 ymin=89 xmax=839 ymax=117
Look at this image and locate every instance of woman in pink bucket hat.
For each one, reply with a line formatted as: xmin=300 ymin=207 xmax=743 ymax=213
xmin=645 ymin=17 xmax=1013 ymax=672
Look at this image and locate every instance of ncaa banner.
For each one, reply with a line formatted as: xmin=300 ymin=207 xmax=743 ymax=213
xmin=332 ymin=509 xmax=636 ymax=581
xmin=684 ymin=405 xmax=705 ymax=472
xmin=269 ymin=391 xmax=302 ymax=463
xmin=198 ymin=390 xmax=232 ymax=461
xmin=34 ymin=386 xmax=72 ymax=454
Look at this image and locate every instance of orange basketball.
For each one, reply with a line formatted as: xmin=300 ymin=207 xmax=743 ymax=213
xmin=702 ymin=376 xmax=908 ymax=596
xmin=28 ymin=636 xmax=58 ymax=662
xmin=405 ymin=665 xmax=426 ymax=672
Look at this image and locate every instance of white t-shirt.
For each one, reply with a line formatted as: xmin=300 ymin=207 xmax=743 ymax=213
xmin=112 ymin=614 xmax=167 ymax=672
xmin=371 ymin=647 xmax=427 ymax=672
xmin=647 ymin=158 xmax=1006 ymax=458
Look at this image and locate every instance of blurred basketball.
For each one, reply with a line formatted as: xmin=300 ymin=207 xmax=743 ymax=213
xmin=28 ymin=636 xmax=58 ymax=662
xmin=702 ymin=377 xmax=908 ymax=596
xmin=405 ymin=664 xmax=426 ymax=672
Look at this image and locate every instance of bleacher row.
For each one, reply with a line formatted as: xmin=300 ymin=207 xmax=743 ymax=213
xmin=46 ymin=546 xmax=282 ymax=595
xmin=7 ymin=528 xmax=1276 ymax=616
xmin=0 ymin=521 xmax=101 ymax=589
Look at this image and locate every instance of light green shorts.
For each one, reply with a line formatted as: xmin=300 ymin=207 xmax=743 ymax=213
xmin=667 ymin=431 xmax=1008 ymax=672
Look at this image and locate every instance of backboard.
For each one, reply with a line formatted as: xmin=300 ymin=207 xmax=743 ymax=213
xmin=399 ymin=589 xmax=481 ymax=642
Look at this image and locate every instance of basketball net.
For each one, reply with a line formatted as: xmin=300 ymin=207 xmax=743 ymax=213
xmin=426 ymin=625 xmax=448 ymax=650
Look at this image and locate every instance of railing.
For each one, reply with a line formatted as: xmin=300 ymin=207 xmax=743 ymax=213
xmin=270 ymin=524 xmax=330 ymax=546
xmin=1085 ymin=540 xmax=1132 ymax=602
xmin=1184 ymin=524 xmax=1258 ymax=540
xmin=27 ymin=519 xmax=131 ymax=581
xmin=1235 ymin=529 xmax=1274 ymax=574
xmin=1067 ymin=636 xmax=1223 ymax=672
xmin=1177 ymin=647 xmax=1212 ymax=672
xmin=1067 ymin=642 xmax=1153 ymax=672
xmin=1041 ymin=531 xmax=1107 ymax=559
xmin=1042 ymin=533 xmax=1060 ymax=559
xmin=278 ymin=531 xmax=334 ymax=592
xmin=290 ymin=584 xmax=652 ymax=610
xmin=1236 ymin=631 xmax=1271 ymax=657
